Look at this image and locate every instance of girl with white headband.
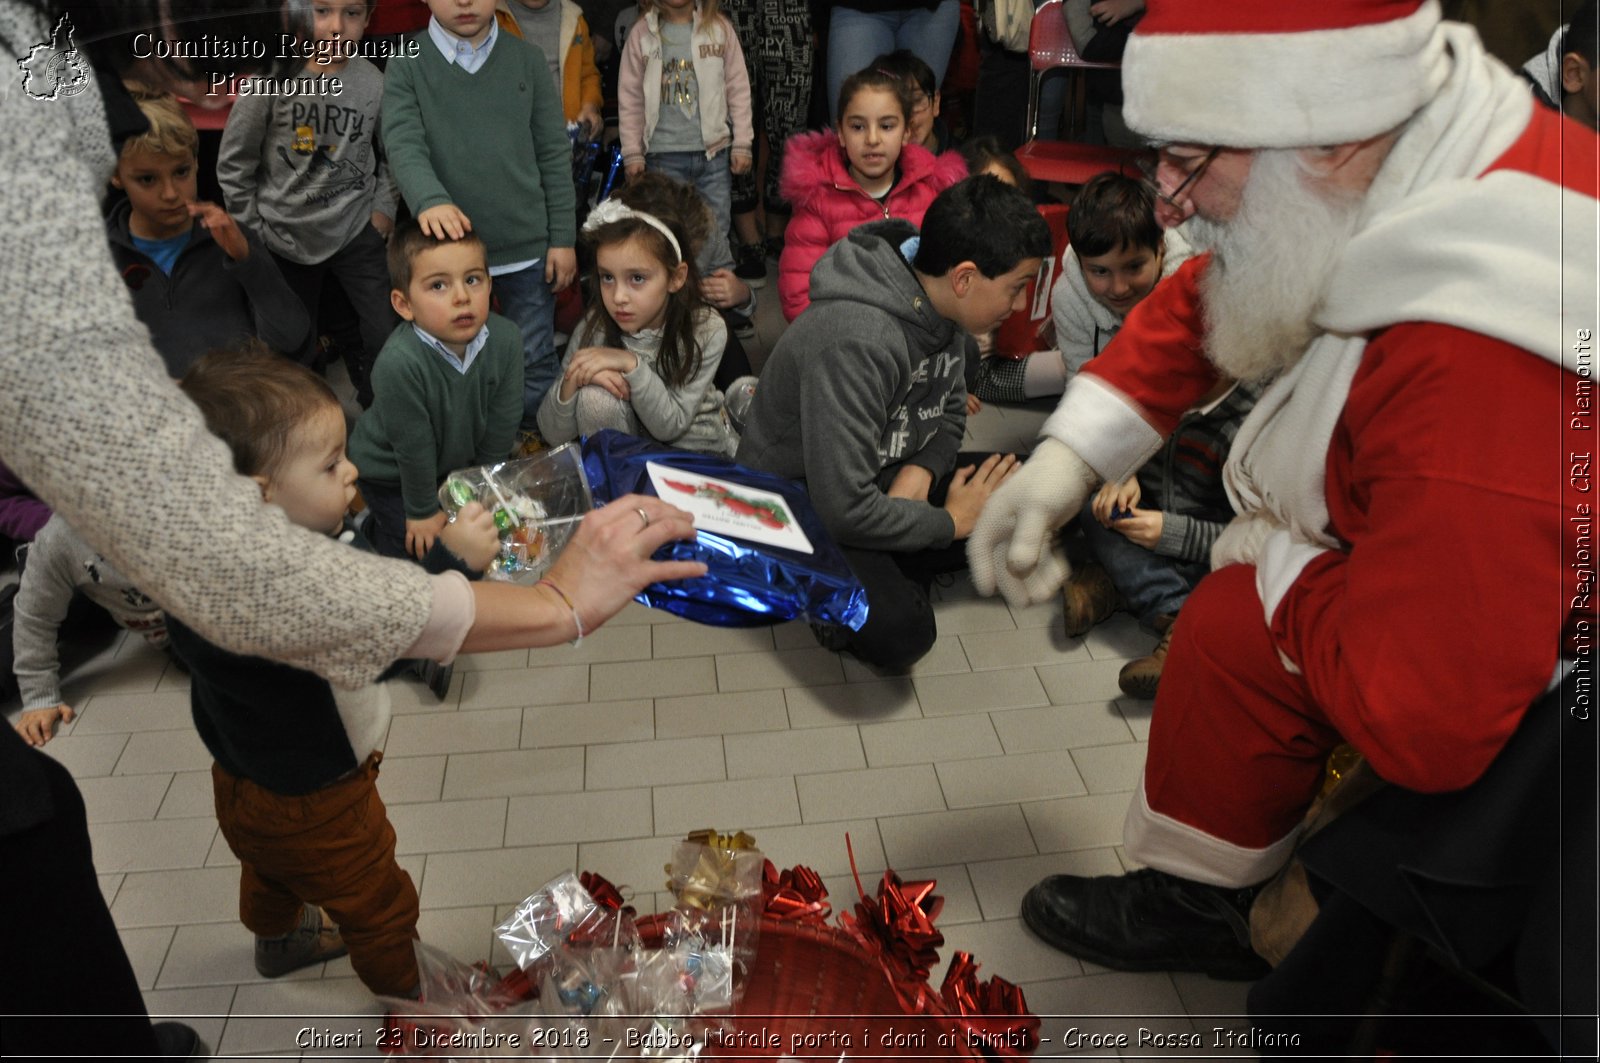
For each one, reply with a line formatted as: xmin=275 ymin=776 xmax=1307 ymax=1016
xmin=535 ymin=199 xmax=739 ymax=456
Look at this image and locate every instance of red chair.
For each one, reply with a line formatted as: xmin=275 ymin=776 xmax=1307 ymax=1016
xmin=1014 ymin=0 xmax=1140 ymax=187
xmin=993 ymin=203 xmax=1070 ymax=358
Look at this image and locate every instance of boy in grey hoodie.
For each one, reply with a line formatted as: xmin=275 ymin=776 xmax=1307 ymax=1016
xmin=737 ymin=177 xmax=1050 ymax=668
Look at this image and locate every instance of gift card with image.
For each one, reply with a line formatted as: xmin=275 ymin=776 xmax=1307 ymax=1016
xmin=646 ymin=462 xmax=814 ymax=555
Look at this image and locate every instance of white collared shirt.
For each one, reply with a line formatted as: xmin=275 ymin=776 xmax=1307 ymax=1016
xmin=413 ymin=323 xmax=489 ymax=375
xmin=427 ymin=14 xmax=498 ymax=73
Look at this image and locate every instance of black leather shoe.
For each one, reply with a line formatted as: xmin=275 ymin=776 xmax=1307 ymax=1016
xmin=152 ymin=1021 xmax=208 ymax=1058
xmin=1021 ymin=868 xmax=1270 ymax=980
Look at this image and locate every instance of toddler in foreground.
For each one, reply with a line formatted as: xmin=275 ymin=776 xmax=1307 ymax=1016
xmin=171 ymin=346 xmax=498 ymax=997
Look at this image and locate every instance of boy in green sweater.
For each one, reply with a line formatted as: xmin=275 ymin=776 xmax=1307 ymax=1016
xmin=382 ymin=0 xmax=578 ymax=431
xmin=349 ymin=224 xmax=523 ymax=561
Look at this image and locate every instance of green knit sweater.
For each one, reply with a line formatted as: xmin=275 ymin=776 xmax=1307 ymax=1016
xmin=383 ymin=31 xmax=578 ymax=266
xmin=349 ymin=317 xmax=525 ymax=517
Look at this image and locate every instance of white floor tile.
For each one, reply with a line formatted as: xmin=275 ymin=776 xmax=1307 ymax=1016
xmin=1082 ymin=612 xmax=1155 ymax=661
xmin=383 ymin=707 xmax=522 ymax=757
xmin=591 ymin=656 xmax=716 ymax=701
xmin=388 ymin=797 xmax=508 ymax=855
xmin=935 ymin=916 xmax=1082 ymax=985
xmin=797 ymin=764 xmax=946 ymax=823
xmin=576 ymin=835 xmax=679 ymax=896
xmin=527 ymin=623 xmax=653 ymax=666
xmin=1116 ymin=698 xmax=1154 ymax=741
xmin=960 ymin=625 xmax=1091 ymax=671
xmin=140 ymin=985 xmax=235 ymax=1050
xmin=374 ymin=754 xmax=447 ymax=805
xmin=651 ymin=623 xmax=775 ymax=658
xmin=878 ymin=806 xmax=1036 ymax=867
xmin=1024 ymin=792 xmax=1138 ymax=853
xmin=785 ymin=679 xmax=920 ymax=727
xmin=119 ymin=924 xmax=176 ymax=989
xmin=158 ymin=769 xmax=219 ymax=818
xmin=860 ymin=715 xmax=1002 ymax=768
xmin=900 ymin=862 xmax=983 ymax=926
xmin=219 ymin=977 xmax=377 ymax=1058
xmin=913 ymin=667 xmax=1050 ymax=716
xmin=459 ymin=663 xmax=588 ymax=709
xmin=936 ymin=750 xmax=1087 ymax=807
xmin=505 ymin=788 xmax=654 ymax=845
xmin=73 ymin=690 xmax=194 ymax=734
xmin=38 ymin=732 xmax=129 ymax=777
xmin=112 ymin=866 xmax=240 ymax=929
xmin=86 ymin=817 xmax=218 ymax=873
xmin=965 ymin=848 xmax=1124 ymax=921
xmin=114 ymin=728 xmax=215 ymax=775
xmin=990 ymin=703 xmax=1137 ymax=754
xmin=78 ymin=772 xmax=173 ymax=823
xmin=206 ymin=830 xmax=241 ymax=868
xmin=842 ymin=635 xmax=971 ymax=682
xmin=439 ymin=747 xmax=584 ymax=799
xmin=156 ymin=921 xmax=323 ymax=989
xmin=655 ymin=689 xmax=790 ymax=737
xmin=1070 ymin=742 xmax=1148 ymax=795
xmin=415 ymin=904 xmax=501 ymax=966
xmin=418 ymin=844 xmax=577 ymax=909
xmin=724 ymin=724 xmax=864 ymax=779
xmin=585 ymin=735 xmax=725 ymax=789
xmin=519 ymin=697 xmax=653 ymax=749
xmin=929 ymin=596 xmax=1020 ymax=635
xmin=654 ymin=776 xmax=801 ymax=836
xmin=456 ymin=647 xmax=531 ymax=671
xmin=715 ymin=646 xmax=845 ymax=692
xmin=1037 ymin=657 xmax=1135 ymax=705
xmin=98 ymin=872 xmax=122 ymax=908
xmin=1022 ymin=971 xmax=1193 ymax=1049
xmin=739 ymin=818 xmax=884 ymax=877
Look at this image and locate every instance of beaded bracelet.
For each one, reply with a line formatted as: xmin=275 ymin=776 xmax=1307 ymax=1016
xmin=537 ymin=577 xmax=585 ymax=646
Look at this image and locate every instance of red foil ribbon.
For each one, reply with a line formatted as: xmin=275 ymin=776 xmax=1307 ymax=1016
xmin=940 ymin=951 xmax=1040 ymax=1058
xmin=761 ymin=860 xmax=832 ymax=924
xmin=580 ymin=870 xmax=634 ymax=915
xmin=837 ymin=834 xmax=946 ymax=1014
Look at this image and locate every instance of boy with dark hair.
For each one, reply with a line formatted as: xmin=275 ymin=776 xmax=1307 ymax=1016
xmin=348 ymin=223 xmax=524 ymax=563
xmin=971 ymin=171 xmax=1193 ymax=404
xmin=173 ymin=345 xmax=497 ymax=998
xmin=382 ymin=0 xmax=579 ymax=429
xmin=1521 ymin=0 xmax=1598 ymax=130
xmin=216 ymin=0 xmax=399 ymax=407
xmin=736 ymin=176 xmax=1049 ymax=668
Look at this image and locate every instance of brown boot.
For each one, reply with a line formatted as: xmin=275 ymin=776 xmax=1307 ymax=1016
xmin=1118 ymin=615 xmax=1175 ymax=700
xmin=1061 ymin=562 xmax=1123 ymax=638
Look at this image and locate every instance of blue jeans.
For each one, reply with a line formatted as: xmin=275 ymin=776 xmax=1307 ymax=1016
xmin=826 ymin=1 xmax=961 ymax=122
xmin=491 ymin=263 xmax=557 ymax=427
xmin=1078 ymin=497 xmax=1207 ymax=631
xmin=646 ymin=150 xmax=733 ymax=273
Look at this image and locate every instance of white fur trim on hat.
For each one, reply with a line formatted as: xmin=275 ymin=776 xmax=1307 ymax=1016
xmin=1124 ymin=0 xmax=1450 ymax=147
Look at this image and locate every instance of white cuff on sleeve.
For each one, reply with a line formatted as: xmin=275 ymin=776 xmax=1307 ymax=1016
xmin=1041 ymin=374 xmax=1163 ymax=485
xmin=403 ymin=571 xmax=476 ymax=664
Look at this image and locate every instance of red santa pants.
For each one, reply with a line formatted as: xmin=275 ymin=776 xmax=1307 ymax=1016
xmin=1127 ymin=564 xmax=1342 ymax=887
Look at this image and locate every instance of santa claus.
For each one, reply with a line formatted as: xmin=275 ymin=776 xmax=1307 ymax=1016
xmin=968 ymin=0 xmax=1598 ymax=978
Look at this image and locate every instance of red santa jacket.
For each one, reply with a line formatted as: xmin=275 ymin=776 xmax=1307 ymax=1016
xmin=777 ymin=130 xmax=968 ymax=321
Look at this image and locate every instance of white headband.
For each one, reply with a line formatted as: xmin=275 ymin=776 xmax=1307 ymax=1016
xmin=582 ymin=199 xmax=683 ymax=263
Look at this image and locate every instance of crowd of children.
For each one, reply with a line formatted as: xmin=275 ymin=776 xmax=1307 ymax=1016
xmin=5 ymin=0 xmax=1312 ymax=1004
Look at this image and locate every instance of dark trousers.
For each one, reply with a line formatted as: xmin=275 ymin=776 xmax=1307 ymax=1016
xmin=357 ymin=477 xmax=412 ymax=561
xmin=0 ymin=730 xmax=160 ymax=1058
xmin=272 ymin=224 xmax=397 ymax=406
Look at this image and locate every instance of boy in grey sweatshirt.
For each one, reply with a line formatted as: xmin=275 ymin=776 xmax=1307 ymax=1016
xmin=736 ymin=177 xmax=1050 ymax=669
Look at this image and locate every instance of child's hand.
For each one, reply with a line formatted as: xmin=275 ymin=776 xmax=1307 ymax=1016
xmin=418 ymin=204 xmax=472 ymax=240
xmin=730 ymin=152 xmax=753 ymax=176
xmin=371 ymin=211 xmax=394 ymax=239
xmin=576 ymin=104 xmax=603 ymax=141
xmin=701 ymin=269 xmax=750 ymax=310
xmin=1092 ymin=478 xmax=1142 ymax=525
xmin=966 ymin=393 xmax=982 ymax=415
xmin=439 ymin=501 xmax=500 ymax=573
xmin=566 ymin=346 xmax=639 ymax=386
xmin=405 ymin=510 xmax=450 ymax=561
xmin=15 ymin=704 xmax=74 ymax=747
xmin=546 ymin=247 xmax=577 ymax=293
xmin=590 ymin=368 xmax=631 ymax=400
xmin=1089 ymin=0 xmax=1144 ymax=26
xmin=1110 ymin=507 xmax=1163 ymax=549
xmin=945 ymin=453 xmax=1021 ymax=540
xmin=625 ymin=160 xmax=645 ymax=182
xmin=190 ymin=201 xmax=249 ymax=261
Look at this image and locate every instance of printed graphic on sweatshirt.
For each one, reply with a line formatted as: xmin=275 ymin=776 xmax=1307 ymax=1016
xmin=273 ymin=101 xmax=376 ymax=208
xmin=877 ymin=348 xmax=964 ymax=464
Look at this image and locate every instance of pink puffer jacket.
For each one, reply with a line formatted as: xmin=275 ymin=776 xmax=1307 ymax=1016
xmin=777 ymin=130 xmax=969 ymax=322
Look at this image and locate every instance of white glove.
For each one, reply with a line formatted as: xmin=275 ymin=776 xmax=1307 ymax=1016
xmin=1210 ymin=511 xmax=1287 ymax=570
xmin=967 ymin=437 xmax=1098 ymax=608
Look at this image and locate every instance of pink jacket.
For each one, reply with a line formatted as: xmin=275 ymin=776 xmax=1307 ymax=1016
xmin=777 ymin=130 xmax=968 ymax=321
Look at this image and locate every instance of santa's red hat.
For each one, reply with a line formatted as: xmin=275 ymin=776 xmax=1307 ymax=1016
xmin=1122 ymin=0 xmax=1451 ymax=148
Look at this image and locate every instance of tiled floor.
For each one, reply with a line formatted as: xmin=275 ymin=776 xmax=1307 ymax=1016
xmin=4 ymin=292 xmax=1259 ymax=1059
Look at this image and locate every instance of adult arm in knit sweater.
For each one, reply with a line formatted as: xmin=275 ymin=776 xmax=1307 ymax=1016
xmin=0 ymin=40 xmax=439 ymax=690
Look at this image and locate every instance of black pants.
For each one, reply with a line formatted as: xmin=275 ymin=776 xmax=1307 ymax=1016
xmin=272 ymin=224 xmax=398 ymax=406
xmin=357 ymin=477 xmax=413 ymax=562
xmin=0 ymin=728 xmax=160 ymax=1058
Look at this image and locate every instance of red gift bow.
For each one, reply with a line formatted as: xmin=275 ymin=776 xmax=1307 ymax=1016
xmin=837 ymin=834 xmax=946 ymax=1014
xmin=940 ymin=951 xmax=1041 ymax=1058
xmin=762 ymin=860 xmax=832 ymax=924
xmin=580 ymin=870 xmax=634 ymax=915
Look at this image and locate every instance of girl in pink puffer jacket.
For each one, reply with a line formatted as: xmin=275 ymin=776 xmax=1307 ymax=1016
xmin=777 ymin=68 xmax=968 ymax=321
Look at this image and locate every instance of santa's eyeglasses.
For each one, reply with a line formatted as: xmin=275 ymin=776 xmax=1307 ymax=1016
xmin=1135 ymin=146 xmax=1221 ymax=209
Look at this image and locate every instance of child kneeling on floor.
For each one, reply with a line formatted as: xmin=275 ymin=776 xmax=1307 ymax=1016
xmin=171 ymin=345 xmax=499 ymax=997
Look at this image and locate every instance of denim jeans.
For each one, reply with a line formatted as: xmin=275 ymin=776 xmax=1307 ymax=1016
xmin=1078 ymin=496 xmax=1207 ymax=631
xmin=826 ymin=1 xmax=961 ymax=122
xmin=646 ymin=150 xmax=733 ymax=273
xmin=490 ymin=263 xmax=558 ymax=426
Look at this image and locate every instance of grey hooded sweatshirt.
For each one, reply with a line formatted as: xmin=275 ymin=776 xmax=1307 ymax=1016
xmin=736 ymin=219 xmax=966 ymax=553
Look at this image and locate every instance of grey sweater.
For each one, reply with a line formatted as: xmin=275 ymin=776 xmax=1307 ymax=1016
xmin=13 ymin=515 xmax=168 ymax=710
xmin=0 ymin=0 xmax=435 ymax=695
xmin=736 ymin=221 xmax=964 ymax=553
xmin=215 ymin=56 xmax=398 ymax=265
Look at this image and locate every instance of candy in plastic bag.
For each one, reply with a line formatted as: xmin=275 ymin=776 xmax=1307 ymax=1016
xmin=438 ymin=443 xmax=592 ymax=584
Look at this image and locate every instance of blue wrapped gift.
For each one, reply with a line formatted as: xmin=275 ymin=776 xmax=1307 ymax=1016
xmin=581 ymin=431 xmax=868 ymax=630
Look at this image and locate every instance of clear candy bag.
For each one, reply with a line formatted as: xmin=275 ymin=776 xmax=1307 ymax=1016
xmin=494 ymin=871 xmax=601 ymax=971
xmin=438 ymin=443 xmax=592 ymax=583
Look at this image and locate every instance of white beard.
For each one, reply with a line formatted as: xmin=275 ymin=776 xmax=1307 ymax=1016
xmin=1186 ymin=149 xmax=1364 ymax=385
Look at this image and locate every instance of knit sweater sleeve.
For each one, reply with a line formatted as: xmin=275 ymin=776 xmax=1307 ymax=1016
xmin=1153 ymin=512 xmax=1226 ymax=564
xmin=536 ymin=324 xmax=589 ymax=445
xmin=474 ymin=325 xmax=526 ymax=465
xmin=622 ymin=311 xmax=727 ymax=443
xmin=526 ymin=48 xmax=578 ymax=248
xmin=382 ymin=50 xmax=455 ymax=215
xmin=369 ymin=347 xmax=449 ymax=519
xmin=0 ymin=51 xmax=438 ymax=691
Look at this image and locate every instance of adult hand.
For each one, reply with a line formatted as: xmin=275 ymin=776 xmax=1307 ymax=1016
xmin=544 ymin=493 xmax=707 ymax=629
xmin=15 ymin=704 xmax=74 ymax=747
xmin=1091 ymin=478 xmax=1141 ymax=525
xmin=546 ymin=247 xmax=578 ymax=292
xmin=406 ymin=510 xmax=449 ymax=561
xmin=944 ymin=453 xmax=1020 ymax=540
xmin=438 ymin=501 xmax=500 ymax=572
xmin=418 ymin=203 xmax=471 ymax=240
xmin=190 ymin=201 xmax=249 ymax=261
xmin=700 ymin=268 xmax=750 ymax=310
xmin=730 ymin=152 xmax=753 ymax=176
xmin=967 ymin=437 xmax=1099 ymax=607
xmin=1111 ymin=507 xmax=1163 ymax=549
xmin=886 ymin=464 xmax=934 ymax=502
